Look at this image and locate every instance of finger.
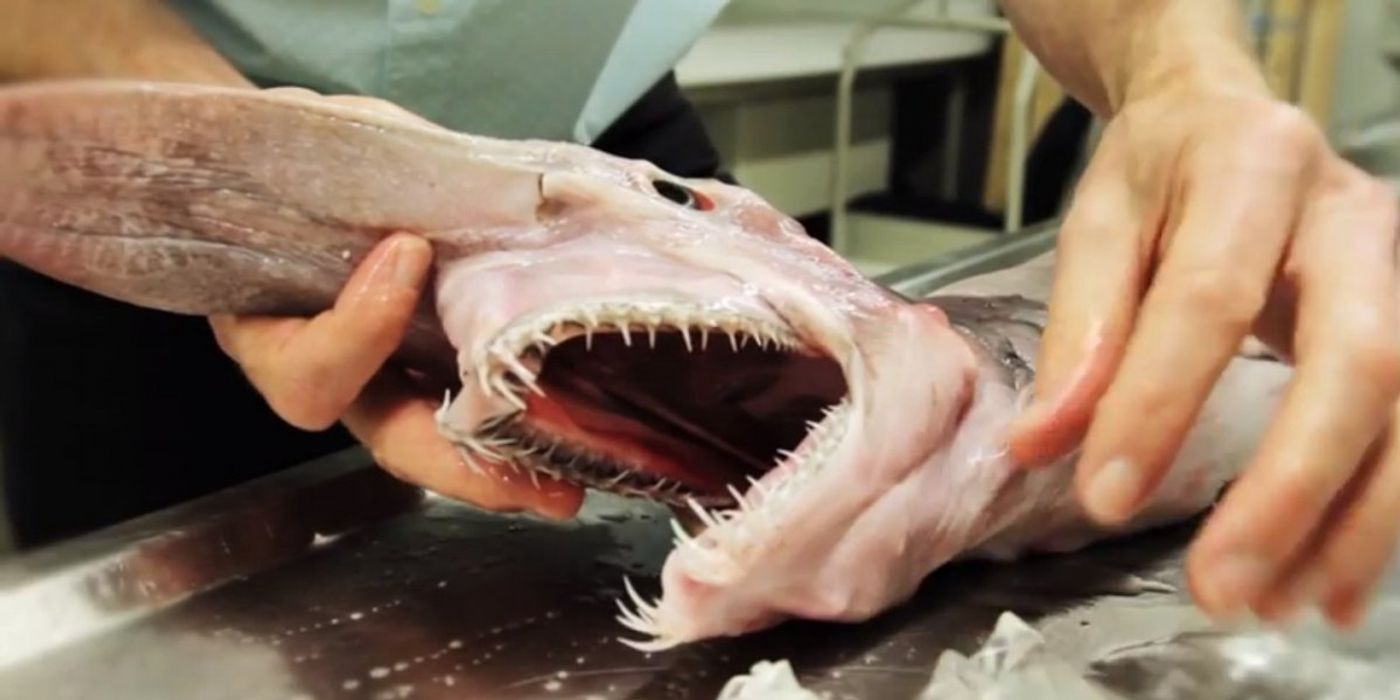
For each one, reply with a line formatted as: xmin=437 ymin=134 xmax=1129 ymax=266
xmin=1318 ymin=417 xmax=1400 ymax=628
xmin=1070 ymin=146 xmax=1306 ymax=525
xmin=1008 ymin=140 xmax=1145 ymax=466
xmin=1251 ymin=443 xmax=1376 ymax=624
xmin=212 ymin=232 xmax=433 ymax=430
xmin=1252 ymin=436 xmax=1385 ymax=625
xmin=1187 ymin=171 xmax=1400 ymax=620
xmin=343 ymin=371 xmax=585 ymax=520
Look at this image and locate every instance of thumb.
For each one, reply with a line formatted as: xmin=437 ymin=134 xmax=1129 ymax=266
xmin=1010 ymin=166 xmax=1145 ymax=466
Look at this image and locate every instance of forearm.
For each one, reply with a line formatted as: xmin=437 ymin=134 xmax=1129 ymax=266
xmin=0 ymin=0 xmax=250 ymax=86
xmin=998 ymin=0 xmax=1270 ymax=116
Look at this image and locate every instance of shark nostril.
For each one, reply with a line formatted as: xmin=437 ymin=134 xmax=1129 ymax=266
xmin=652 ymin=179 xmax=713 ymax=211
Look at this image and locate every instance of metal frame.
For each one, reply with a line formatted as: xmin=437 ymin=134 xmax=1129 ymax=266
xmin=825 ymin=2 xmax=1035 ymax=256
xmin=874 ymin=218 xmax=1060 ymax=297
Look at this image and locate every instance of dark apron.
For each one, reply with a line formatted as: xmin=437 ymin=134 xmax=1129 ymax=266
xmin=0 ymin=73 xmax=726 ymax=548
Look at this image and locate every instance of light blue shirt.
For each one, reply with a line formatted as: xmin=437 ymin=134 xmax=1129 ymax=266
xmin=170 ymin=0 xmax=727 ymax=143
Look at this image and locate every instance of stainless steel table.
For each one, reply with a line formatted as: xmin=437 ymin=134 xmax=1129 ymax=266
xmin=1 ymin=223 xmax=1394 ymax=699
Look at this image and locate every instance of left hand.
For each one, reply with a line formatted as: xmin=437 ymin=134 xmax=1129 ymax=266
xmin=1009 ymin=80 xmax=1400 ymax=627
xmin=211 ymin=88 xmax=585 ymax=521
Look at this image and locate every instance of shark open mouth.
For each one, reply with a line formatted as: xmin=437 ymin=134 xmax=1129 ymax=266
xmin=446 ymin=302 xmax=851 ymax=508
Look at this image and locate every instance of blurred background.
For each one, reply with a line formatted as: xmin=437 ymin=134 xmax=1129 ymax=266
xmin=670 ymin=0 xmax=1400 ymax=275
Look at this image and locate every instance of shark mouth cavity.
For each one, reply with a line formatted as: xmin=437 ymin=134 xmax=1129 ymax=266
xmin=444 ymin=301 xmax=851 ymax=510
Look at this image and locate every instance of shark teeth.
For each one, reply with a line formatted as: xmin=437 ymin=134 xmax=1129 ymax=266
xmin=436 ymin=300 xmax=853 ymax=653
xmin=607 ymin=399 xmax=854 ymax=651
xmin=448 ymin=300 xmax=808 ymax=489
xmin=466 ymin=301 xmax=804 ymax=415
xmin=614 ymin=577 xmax=682 ymax=652
xmin=453 ymin=423 xmax=725 ymax=508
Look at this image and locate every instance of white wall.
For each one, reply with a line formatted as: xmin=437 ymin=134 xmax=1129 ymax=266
xmin=1329 ymin=0 xmax=1400 ymax=180
xmin=697 ymin=87 xmax=893 ymax=217
xmin=1331 ymin=0 xmax=1400 ymax=133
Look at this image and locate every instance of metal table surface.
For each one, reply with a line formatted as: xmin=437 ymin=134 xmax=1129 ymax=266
xmin=1 ymin=223 xmax=1396 ymax=700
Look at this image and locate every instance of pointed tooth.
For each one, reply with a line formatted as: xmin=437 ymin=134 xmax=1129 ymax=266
xmin=622 ymin=577 xmax=660 ymax=617
xmin=670 ymin=519 xmax=698 ymax=548
xmin=520 ymin=376 xmax=544 ymax=396
xmin=647 ymin=324 xmax=657 ymax=348
xmin=493 ymin=349 xmax=528 ymax=375
xmin=585 ymin=326 xmax=594 ymax=350
xmin=727 ymin=485 xmax=750 ymax=511
xmin=494 ymin=378 xmax=527 ymax=411
xmin=686 ymin=497 xmax=720 ymax=529
xmin=616 ymin=635 xmax=677 ymax=653
xmin=728 ymin=332 xmax=739 ymax=352
xmin=616 ymin=612 xmax=661 ymax=636
xmin=699 ymin=328 xmax=709 ymax=350
xmin=615 ymin=616 xmax=658 ymax=642
xmin=457 ymin=448 xmax=486 ymax=474
xmin=679 ymin=326 xmax=693 ymax=351
xmin=497 ymin=352 xmax=543 ymax=396
xmin=614 ymin=597 xmax=643 ymax=623
xmin=614 ymin=599 xmax=654 ymax=631
xmin=746 ymin=476 xmax=770 ymax=497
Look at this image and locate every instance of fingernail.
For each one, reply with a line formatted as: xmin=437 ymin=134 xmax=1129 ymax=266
xmin=1202 ymin=553 xmax=1274 ymax=616
xmin=1264 ymin=568 xmax=1327 ymax=624
xmin=1083 ymin=457 xmax=1143 ymax=523
xmin=393 ymin=236 xmax=432 ymax=287
xmin=1291 ymin=568 xmax=1328 ymax=607
xmin=1326 ymin=591 xmax=1367 ymax=629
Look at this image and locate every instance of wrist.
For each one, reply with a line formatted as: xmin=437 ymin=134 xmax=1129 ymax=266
xmin=1116 ymin=40 xmax=1272 ymax=113
xmin=1111 ymin=13 xmax=1272 ymax=115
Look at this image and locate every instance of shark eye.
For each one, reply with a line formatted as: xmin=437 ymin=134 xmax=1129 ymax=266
xmin=652 ymin=179 xmax=713 ymax=211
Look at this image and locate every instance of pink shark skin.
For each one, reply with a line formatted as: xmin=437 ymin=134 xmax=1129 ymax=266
xmin=0 ymin=80 xmax=1294 ymax=651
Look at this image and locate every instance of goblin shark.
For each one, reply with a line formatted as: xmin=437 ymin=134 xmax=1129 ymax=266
xmin=0 ymin=81 xmax=1290 ymax=650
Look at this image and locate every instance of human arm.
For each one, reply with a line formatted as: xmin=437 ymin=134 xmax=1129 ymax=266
xmin=1000 ymin=0 xmax=1400 ymax=627
xmin=0 ymin=0 xmax=584 ymax=518
xmin=0 ymin=0 xmax=250 ymax=85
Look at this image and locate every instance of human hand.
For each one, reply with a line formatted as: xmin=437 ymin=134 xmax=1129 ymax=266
xmin=210 ymin=91 xmax=584 ymax=521
xmin=1008 ymin=80 xmax=1400 ymax=627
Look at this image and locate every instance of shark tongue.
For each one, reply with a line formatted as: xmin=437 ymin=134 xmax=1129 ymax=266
xmin=519 ymin=385 xmax=750 ymax=496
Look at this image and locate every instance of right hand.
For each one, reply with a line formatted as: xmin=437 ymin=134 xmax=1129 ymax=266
xmin=211 ymin=90 xmax=584 ymax=520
